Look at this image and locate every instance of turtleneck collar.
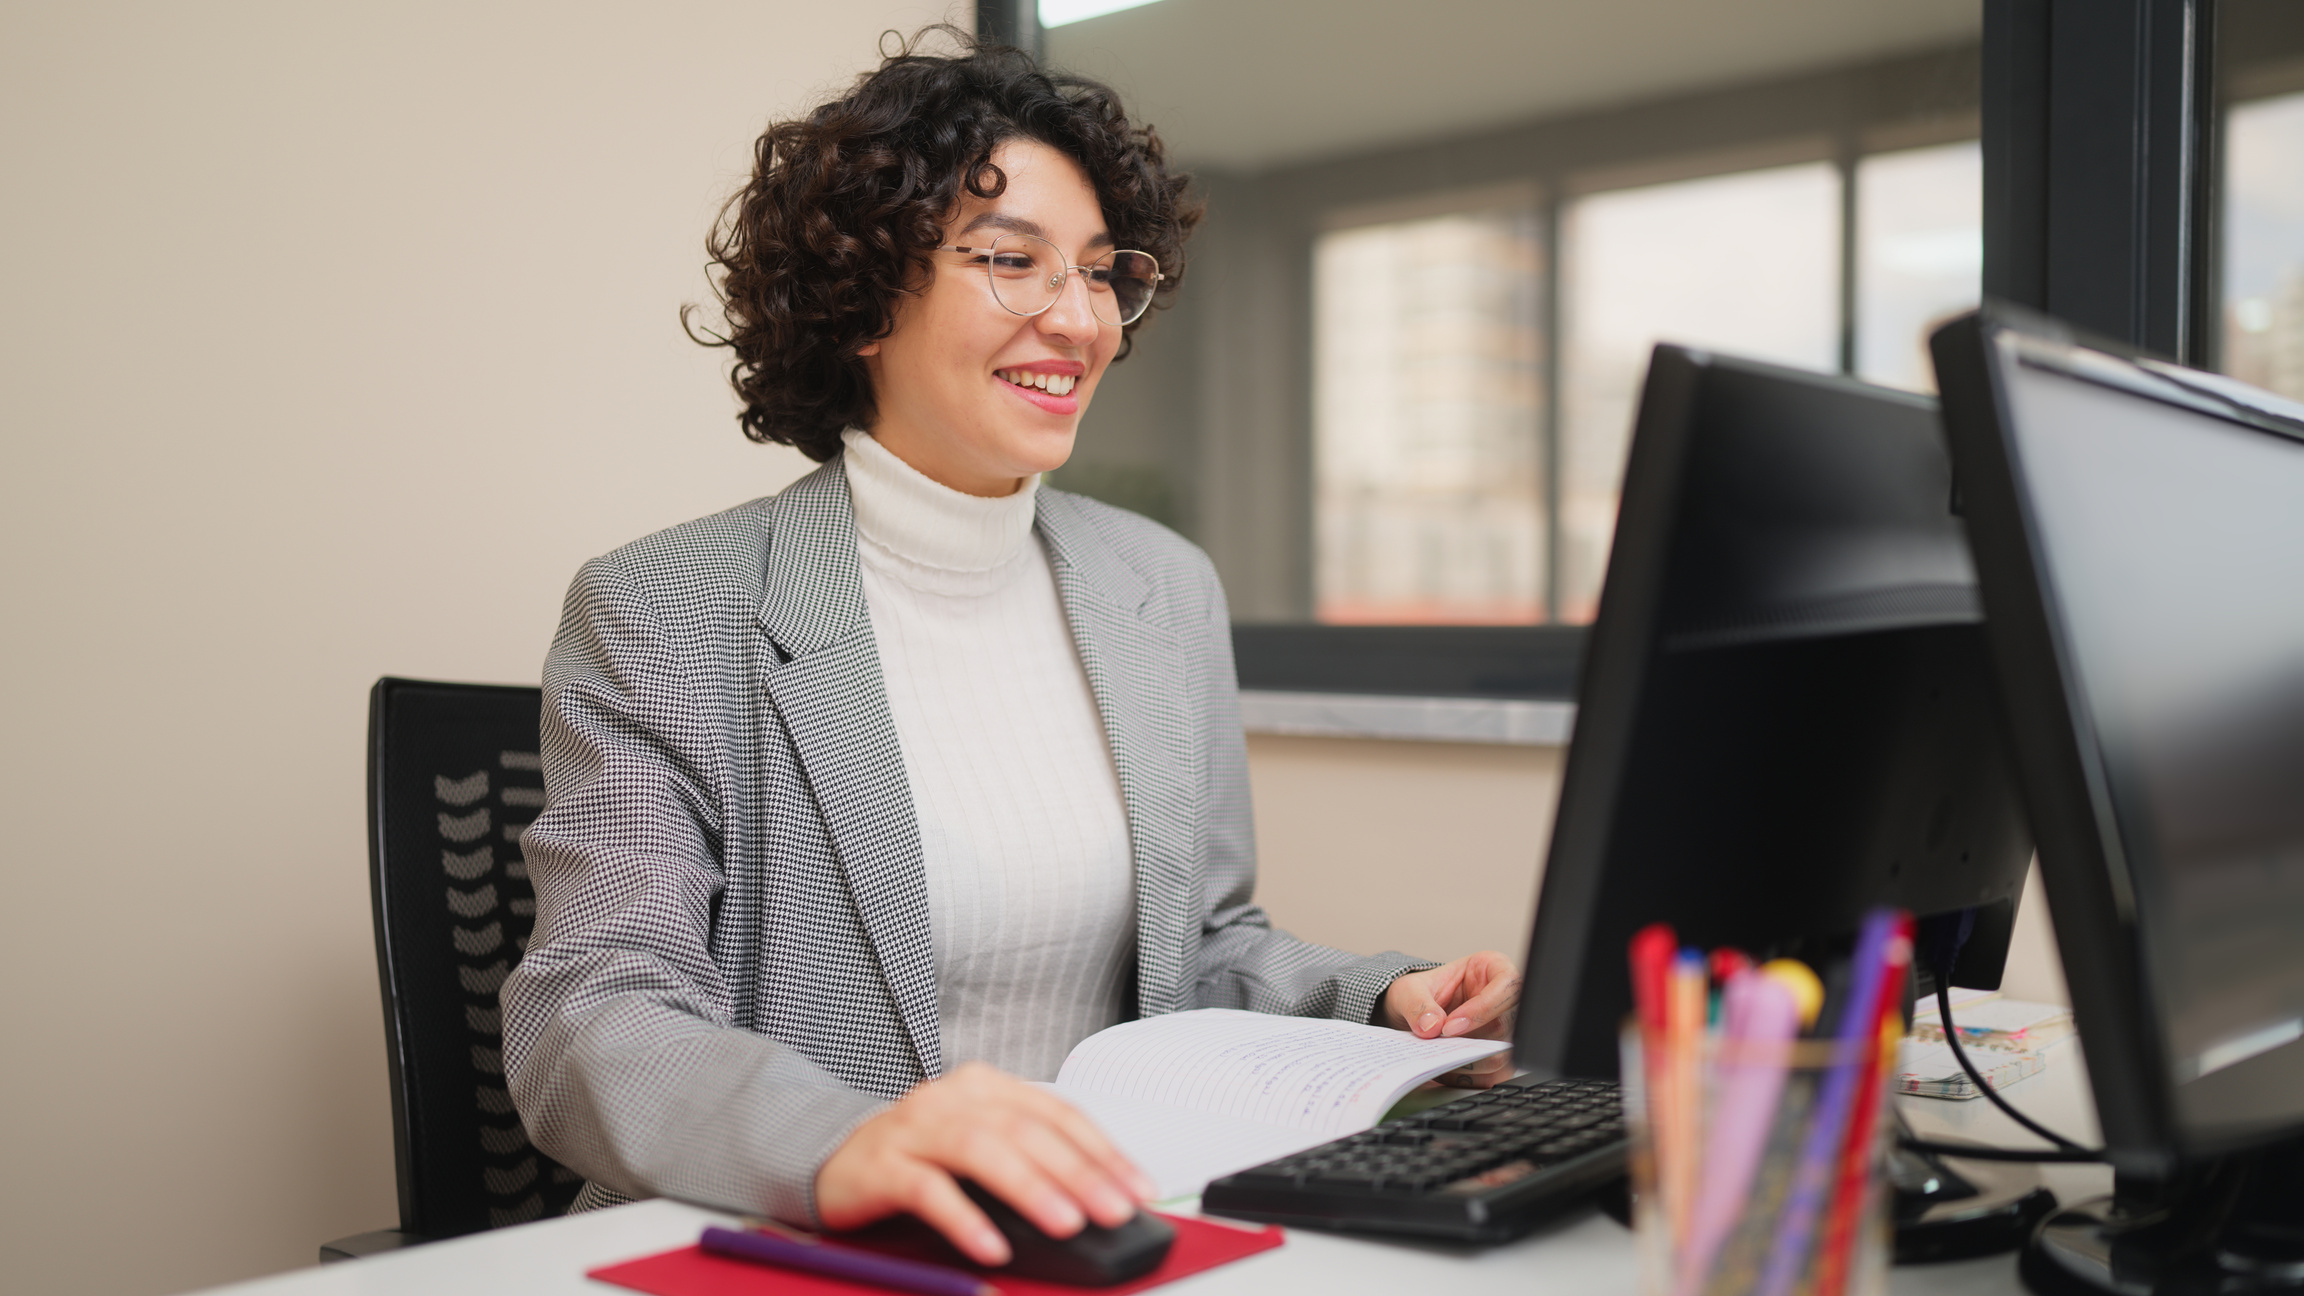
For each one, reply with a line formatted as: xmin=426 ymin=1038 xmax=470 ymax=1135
xmin=842 ymin=427 xmax=1040 ymax=575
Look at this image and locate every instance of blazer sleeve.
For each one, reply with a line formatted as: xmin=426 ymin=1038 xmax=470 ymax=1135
xmin=1181 ymin=556 xmax=1441 ymax=1024
xmin=499 ymin=555 xmax=887 ymax=1226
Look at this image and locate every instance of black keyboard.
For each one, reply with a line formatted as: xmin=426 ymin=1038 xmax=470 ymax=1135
xmin=1199 ymin=1078 xmax=1627 ymax=1243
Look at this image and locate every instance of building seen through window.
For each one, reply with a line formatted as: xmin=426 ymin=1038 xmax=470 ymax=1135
xmin=1855 ymin=142 xmax=1983 ymax=393
xmin=1557 ymin=162 xmax=1844 ymax=623
xmin=1306 ymin=148 xmax=1985 ymax=626
xmin=1313 ymin=202 xmax=1544 ymax=624
xmin=2223 ymin=91 xmax=2304 ymax=401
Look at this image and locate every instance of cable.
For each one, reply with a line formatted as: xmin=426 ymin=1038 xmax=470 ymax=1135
xmin=1932 ymin=979 xmax=2090 ymax=1151
xmin=1897 ymin=1137 xmax=2104 ymax=1164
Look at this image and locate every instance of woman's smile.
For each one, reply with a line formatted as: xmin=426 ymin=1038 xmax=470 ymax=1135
xmin=995 ymin=361 xmax=1084 ymax=414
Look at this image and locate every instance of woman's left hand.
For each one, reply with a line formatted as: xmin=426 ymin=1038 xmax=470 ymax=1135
xmin=1379 ymin=950 xmax=1522 ymax=1088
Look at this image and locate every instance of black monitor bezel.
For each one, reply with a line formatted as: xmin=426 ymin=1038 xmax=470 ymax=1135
xmin=1516 ymin=343 xmax=2030 ymax=1083
xmin=1932 ymin=304 xmax=2304 ymax=1171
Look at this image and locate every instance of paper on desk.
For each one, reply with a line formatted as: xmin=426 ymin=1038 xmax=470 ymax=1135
xmin=1055 ymin=1008 xmax=1509 ymax=1139
xmin=1899 ymin=995 xmax=2073 ymax=1100
xmin=1896 ymin=1039 xmax=2050 ymax=1099
xmin=1910 ymin=996 xmax=2073 ymax=1043
xmin=1041 ymin=1085 xmax=1333 ymax=1202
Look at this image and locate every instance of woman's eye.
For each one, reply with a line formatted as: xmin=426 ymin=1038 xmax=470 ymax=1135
xmin=990 ymin=254 xmax=1037 ymax=273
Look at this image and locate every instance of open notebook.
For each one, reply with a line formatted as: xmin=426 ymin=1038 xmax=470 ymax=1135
xmin=1037 ymin=1008 xmax=1509 ymax=1202
xmin=1899 ymin=991 xmax=2075 ymax=1100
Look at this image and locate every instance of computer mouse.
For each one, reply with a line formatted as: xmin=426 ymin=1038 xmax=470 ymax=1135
xmin=958 ymin=1178 xmax=1176 ymax=1286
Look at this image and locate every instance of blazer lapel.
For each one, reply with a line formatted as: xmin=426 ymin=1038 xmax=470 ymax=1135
xmin=1036 ymin=494 xmax=1200 ymax=1018
xmin=756 ymin=458 xmax=942 ymax=1077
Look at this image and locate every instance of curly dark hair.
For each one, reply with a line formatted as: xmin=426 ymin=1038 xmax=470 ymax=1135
xmin=688 ymin=26 xmax=1202 ymax=462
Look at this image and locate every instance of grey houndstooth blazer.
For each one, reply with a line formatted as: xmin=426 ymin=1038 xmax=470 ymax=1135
xmin=499 ymin=453 xmax=1435 ymax=1225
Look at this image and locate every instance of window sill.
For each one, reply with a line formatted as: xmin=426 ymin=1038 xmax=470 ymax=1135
xmin=1237 ymin=690 xmax=1576 ymax=747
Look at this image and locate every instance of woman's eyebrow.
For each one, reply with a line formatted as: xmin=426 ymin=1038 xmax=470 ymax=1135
xmin=958 ymin=211 xmax=1116 ymax=249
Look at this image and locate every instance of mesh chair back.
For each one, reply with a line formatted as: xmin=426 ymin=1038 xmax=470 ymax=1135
xmin=368 ymin=677 xmax=583 ymax=1238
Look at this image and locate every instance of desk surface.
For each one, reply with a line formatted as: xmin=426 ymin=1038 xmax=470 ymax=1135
xmin=193 ymin=1052 xmax=2109 ymax=1296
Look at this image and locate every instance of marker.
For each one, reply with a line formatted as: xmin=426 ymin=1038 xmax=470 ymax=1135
xmin=699 ymin=1226 xmax=1000 ymax=1296
xmin=1666 ymin=950 xmax=1709 ymax=1243
xmin=1677 ymin=969 xmax=1801 ymax=1296
xmin=1629 ymin=926 xmax=1679 ymax=1244
xmin=1707 ymin=948 xmax=1754 ymax=985
xmin=1813 ymin=919 xmax=1914 ymax=1296
xmin=1707 ymin=949 xmax=1754 ymax=1026
xmin=1754 ymin=910 xmax=1904 ymax=1296
xmin=1756 ymin=959 xmax=1824 ymax=1030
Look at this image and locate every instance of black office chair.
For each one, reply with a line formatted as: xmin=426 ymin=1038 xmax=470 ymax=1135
xmin=322 ymin=678 xmax=586 ymax=1262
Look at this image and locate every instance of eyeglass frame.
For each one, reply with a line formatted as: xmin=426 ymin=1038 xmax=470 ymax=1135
xmin=934 ymin=236 xmax=1165 ymax=327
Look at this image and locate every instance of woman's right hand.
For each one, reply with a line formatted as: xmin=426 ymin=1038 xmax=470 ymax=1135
xmin=813 ymin=1061 xmax=1156 ymax=1265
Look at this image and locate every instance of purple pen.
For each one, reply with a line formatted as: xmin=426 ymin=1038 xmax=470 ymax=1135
xmin=699 ymin=1225 xmax=1000 ymax=1296
xmin=1752 ymin=908 xmax=1897 ymax=1296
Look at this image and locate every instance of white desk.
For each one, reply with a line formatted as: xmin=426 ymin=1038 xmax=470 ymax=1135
xmin=189 ymin=1052 xmax=2107 ymax=1296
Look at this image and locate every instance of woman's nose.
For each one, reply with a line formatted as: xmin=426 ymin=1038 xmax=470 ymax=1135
xmin=1036 ymin=268 xmax=1100 ymax=342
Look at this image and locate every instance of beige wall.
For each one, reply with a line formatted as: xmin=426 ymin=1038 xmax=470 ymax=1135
xmin=0 ymin=5 xmax=955 ymax=1293
xmin=1244 ymin=736 xmax=1564 ymax=963
xmin=1247 ymin=735 xmax=2070 ymax=1007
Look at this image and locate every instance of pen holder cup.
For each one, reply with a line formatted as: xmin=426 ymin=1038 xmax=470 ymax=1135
xmin=1620 ymin=1025 xmax=1892 ymax=1296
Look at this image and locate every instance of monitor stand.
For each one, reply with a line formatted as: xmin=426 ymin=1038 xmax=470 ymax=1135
xmin=1888 ymin=1109 xmax=2058 ymax=1262
xmin=2022 ymin=1136 xmax=2304 ymax=1294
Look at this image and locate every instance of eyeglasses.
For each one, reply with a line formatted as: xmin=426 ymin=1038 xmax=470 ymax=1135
xmin=936 ymin=234 xmax=1164 ymax=327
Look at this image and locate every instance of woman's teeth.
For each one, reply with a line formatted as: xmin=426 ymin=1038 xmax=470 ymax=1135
xmin=998 ymin=369 xmax=1076 ymax=396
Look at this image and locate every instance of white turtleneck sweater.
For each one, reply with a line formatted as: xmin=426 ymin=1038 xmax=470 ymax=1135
xmin=840 ymin=428 xmax=1137 ymax=1082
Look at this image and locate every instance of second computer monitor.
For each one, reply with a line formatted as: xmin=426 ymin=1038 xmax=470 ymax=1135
xmin=1516 ymin=345 xmax=2035 ymax=1081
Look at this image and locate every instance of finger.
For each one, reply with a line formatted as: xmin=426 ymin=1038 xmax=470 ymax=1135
xmin=1011 ymin=1112 xmax=1139 ymax=1227
xmin=1440 ymin=969 xmax=1523 ymax=1037
xmin=1391 ymin=972 xmax=1454 ymax=1038
xmin=1424 ymin=958 xmax=1470 ymax=1006
xmin=1022 ymin=1089 xmax=1158 ymax=1204
xmin=1446 ymin=952 xmax=1513 ymax=1001
xmin=899 ymin=1164 xmax=1011 ymax=1266
xmin=940 ymin=1127 xmax=1086 ymax=1240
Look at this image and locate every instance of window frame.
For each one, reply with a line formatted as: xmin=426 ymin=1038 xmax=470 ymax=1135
xmin=1199 ymin=45 xmax=1983 ymax=702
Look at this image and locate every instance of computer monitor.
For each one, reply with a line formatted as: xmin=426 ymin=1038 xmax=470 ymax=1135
xmin=1932 ymin=308 xmax=2304 ymax=1290
xmin=1515 ymin=345 xmax=2037 ymax=1085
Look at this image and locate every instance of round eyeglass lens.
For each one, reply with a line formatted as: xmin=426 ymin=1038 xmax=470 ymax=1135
xmin=1092 ymin=250 xmax=1160 ymax=326
xmin=984 ymin=235 xmax=1067 ymax=317
xmin=980 ymin=235 xmax=1160 ymax=327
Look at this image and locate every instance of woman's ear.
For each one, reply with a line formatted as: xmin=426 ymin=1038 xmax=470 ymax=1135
xmin=857 ymin=340 xmax=881 ymax=357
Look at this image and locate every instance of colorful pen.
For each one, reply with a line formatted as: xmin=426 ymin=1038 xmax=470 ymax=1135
xmin=1756 ymin=958 xmax=1824 ymax=1031
xmin=1665 ymin=948 xmax=1708 ymax=1245
xmin=1677 ymin=968 xmax=1800 ymax=1296
xmin=1629 ymin=924 xmax=1681 ymax=1254
xmin=1753 ymin=909 xmax=1901 ymax=1296
xmin=1812 ymin=917 xmax=1914 ymax=1296
xmin=699 ymin=1225 xmax=1001 ymax=1296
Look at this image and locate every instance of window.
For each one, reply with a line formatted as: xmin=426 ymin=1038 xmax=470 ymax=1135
xmin=1303 ymin=152 xmax=1983 ymax=630
xmin=1046 ymin=6 xmax=1988 ymax=693
xmin=1313 ymin=202 xmax=1545 ymax=624
xmin=2223 ymin=91 xmax=2304 ymax=400
xmin=1855 ymin=142 xmax=1984 ymax=393
xmin=1557 ymin=162 xmax=1843 ymax=621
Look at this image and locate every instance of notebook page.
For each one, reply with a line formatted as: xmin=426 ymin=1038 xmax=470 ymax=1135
xmin=1037 ymin=1084 xmax=1331 ymax=1202
xmin=1054 ymin=1008 xmax=1509 ymax=1140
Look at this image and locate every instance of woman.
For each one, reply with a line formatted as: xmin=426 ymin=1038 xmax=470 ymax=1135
xmin=499 ymin=31 xmax=1521 ymax=1265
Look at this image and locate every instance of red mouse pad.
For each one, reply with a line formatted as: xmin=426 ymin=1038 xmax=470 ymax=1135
xmin=588 ymin=1212 xmax=1283 ymax=1296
